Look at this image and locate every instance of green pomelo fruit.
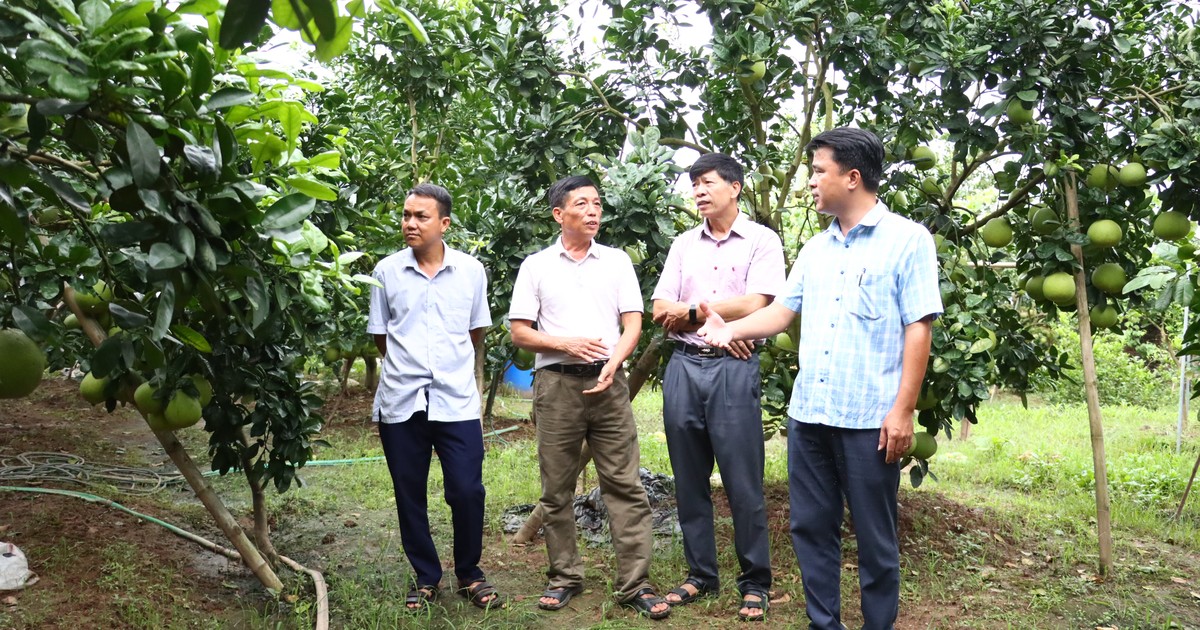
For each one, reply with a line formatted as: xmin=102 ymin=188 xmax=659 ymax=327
xmin=134 ymin=381 xmax=164 ymax=414
xmin=905 ymin=432 xmax=938 ymax=460
xmin=1153 ymin=211 xmax=1191 ymax=241
xmin=0 ymin=329 xmax=46 ymax=399
xmin=910 ymin=146 xmax=937 ymax=171
xmin=1025 ymin=275 xmax=1046 ymax=301
xmin=189 ymin=374 xmax=213 ymax=407
xmin=1089 ymin=305 xmax=1119 ymax=329
xmin=774 ymin=331 xmax=797 ymax=352
xmin=1086 ymin=220 xmax=1122 ymax=247
xmin=165 ymin=392 xmax=202 ymax=429
xmin=80 ymin=372 xmax=108 ymax=405
xmin=1116 ymin=162 xmax=1147 ymax=188
xmin=1042 ymin=272 xmax=1076 ymax=306
xmin=980 ymin=218 xmax=1013 ymax=248
xmin=1091 ymin=263 xmax=1127 ymax=295
xmin=1031 ymin=207 xmax=1059 ymax=235
xmin=1006 ymin=100 xmax=1034 ymax=125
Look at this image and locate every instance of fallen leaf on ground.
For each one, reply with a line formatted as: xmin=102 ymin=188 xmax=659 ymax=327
xmin=1171 ymin=576 xmax=1188 ymax=584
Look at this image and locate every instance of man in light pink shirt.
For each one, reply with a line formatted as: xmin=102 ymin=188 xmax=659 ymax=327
xmin=651 ymin=153 xmax=785 ymax=621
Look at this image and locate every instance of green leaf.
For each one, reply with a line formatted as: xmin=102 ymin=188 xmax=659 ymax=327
xmin=147 ymin=242 xmax=186 ymax=269
xmin=287 ymin=175 xmax=337 ymax=200
xmin=92 ymin=336 xmax=124 ymax=377
xmin=260 ymin=193 xmax=315 ymax=229
xmin=191 ymin=51 xmax=213 ymax=99
xmin=204 ymin=87 xmax=254 ymax=110
xmin=299 ymin=219 xmax=328 ymax=253
xmin=183 ymin=144 xmax=218 ymax=180
xmin=968 ymin=337 xmax=994 ymax=354
xmin=337 ymin=251 xmax=364 ymax=266
xmin=36 ymin=167 xmax=91 ymax=214
xmin=12 ymin=305 xmax=52 ymax=340
xmin=389 ymin=4 xmax=429 ymax=44
xmin=79 ymin=0 xmax=113 ymax=31
xmin=271 ymin=0 xmax=303 ymax=30
xmin=126 ymin=122 xmax=160 ymax=188
xmin=108 ymin=303 xmax=150 ymax=329
xmin=306 ymin=150 xmax=340 ymax=169
xmin=219 ymin=0 xmax=272 ymax=49
xmin=352 ymin=273 xmax=382 ymax=288
xmin=300 ymin=0 xmax=336 ymax=40
xmin=48 ymin=74 xmax=94 ymax=101
xmin=153 ymin=282 xmax=175 ymax=341
xmin=176 ymin=0 xmax=220 ymax=15
xmin=171 ymin=324 xmax=213 ymax=352
xmin=100 ymin=221 xmax=157 ymax=246
xmin=0 ymin=201 xmax=26 ymax=243
xmin=313 ymin=13 xmax=354 ymax=62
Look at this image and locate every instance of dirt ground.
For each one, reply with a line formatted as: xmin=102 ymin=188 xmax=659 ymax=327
xmin=3 ymin=377 xmax=1200 ymax=629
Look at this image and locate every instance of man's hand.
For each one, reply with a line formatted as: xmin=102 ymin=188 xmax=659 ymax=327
xmin=558 ymin=337 xmax=609 ymax=362
xmin=727 ymin=339 xmax=755 ymax=360
xmin=878 ymin=408 xmax=915 ymax=464
xmin=652 ymin=302 xmax=690 ymax=332
xmin=696 ymin=302 xmax=733 ymax=348
xmin=583 ymin=361 xmax=618 ymax=395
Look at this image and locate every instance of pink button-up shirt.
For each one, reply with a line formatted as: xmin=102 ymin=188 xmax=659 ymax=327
xmin=652 ymin=212 xmax=786 ymax=346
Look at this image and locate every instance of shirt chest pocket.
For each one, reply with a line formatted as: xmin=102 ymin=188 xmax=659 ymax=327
xmin=848 ymin=273 xmax=893 ymax=321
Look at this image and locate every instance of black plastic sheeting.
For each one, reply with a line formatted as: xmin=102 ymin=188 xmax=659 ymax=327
xmin=502 ymin=468 xmax=679 ymax=545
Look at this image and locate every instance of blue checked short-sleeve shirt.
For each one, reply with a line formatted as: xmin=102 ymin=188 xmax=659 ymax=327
xmin=780 ymin=203 xmax=942 ymax=429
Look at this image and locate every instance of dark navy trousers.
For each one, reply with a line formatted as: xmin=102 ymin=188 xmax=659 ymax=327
xmin=662 ymin=352 xmax=772 ymax=596
xmin=378 ymin=411 xmax=486 ymax=588
xmin=788 ymin=420 xmax=901 ymax=630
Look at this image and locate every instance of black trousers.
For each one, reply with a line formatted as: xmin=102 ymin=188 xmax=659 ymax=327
xmin=378 ymin=411 xmax=486 ymax=587
xmin=788 ymin=421 xmax=901 ymax=630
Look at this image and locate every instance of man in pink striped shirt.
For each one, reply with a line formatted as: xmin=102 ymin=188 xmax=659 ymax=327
xmin=651 ymin=153 xmax=785 ymax=621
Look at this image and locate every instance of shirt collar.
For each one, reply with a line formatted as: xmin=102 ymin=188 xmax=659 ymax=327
xmin=828 ymin=201 xmax=888 ymax=238
xmin=399 ymin=243 xmax=456 ymax=270
xmin=701 ymin=212 xmax=750 ymax=242
xmin=552 ymin=236 xmax=601 ymax=261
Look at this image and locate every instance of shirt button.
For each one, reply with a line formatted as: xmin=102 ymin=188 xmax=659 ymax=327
xmin=825 ymin=351 xmax=829 ymax=355
xmin=830 ymin=323 xmax=834 ymax=328
xmin=835 ymin=297 xmax=840 ymax=301
xmin=840 ymin=270 xmax=845 ymax=275
xmin=819 ymin=379 xmax=825 ymax=383
xmin=844 ymin=244 xmax=849 ymax=249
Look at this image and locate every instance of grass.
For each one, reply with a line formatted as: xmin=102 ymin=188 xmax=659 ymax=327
xmin=19 ymin=380 xmax=1199 ymax=628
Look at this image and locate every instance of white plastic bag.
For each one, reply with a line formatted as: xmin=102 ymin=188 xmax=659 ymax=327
xmin=0 ymin=542 xmax=34 ymax=590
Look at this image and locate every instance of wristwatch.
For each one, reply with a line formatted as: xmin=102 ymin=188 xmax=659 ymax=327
xmin=688 ymin=303 xmax=698 ymax=325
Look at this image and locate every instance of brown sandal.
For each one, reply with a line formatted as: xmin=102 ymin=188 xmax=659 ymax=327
xmin=405 ymin=584 xmax=438 ymax=612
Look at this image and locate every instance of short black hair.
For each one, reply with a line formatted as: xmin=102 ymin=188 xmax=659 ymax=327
xmin=408 ymin=183 xmax=452 ymax=218
xmin=547 ymin=175 xmax=599 ymax=212
xmin=688 ymin=153 xmax=744 ymax=197
xmin=804 ymin=128 xmax=885 ymax=193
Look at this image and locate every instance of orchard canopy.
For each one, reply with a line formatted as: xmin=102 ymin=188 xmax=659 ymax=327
xmin=2 ymin=0 xmax=1200 ymax=536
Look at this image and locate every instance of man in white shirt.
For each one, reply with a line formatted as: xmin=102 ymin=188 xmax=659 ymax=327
xmin=368 ymin=183 xmax=504 ymax=612
xmin=509 ymin=176 xmax=670 ymax=620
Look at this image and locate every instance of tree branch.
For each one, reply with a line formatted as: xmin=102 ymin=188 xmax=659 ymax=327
xmin=960 ymin=171 xmax=1047 ymax=235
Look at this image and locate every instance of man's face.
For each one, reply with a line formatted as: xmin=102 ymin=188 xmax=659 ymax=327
xmin=402 ymin=194 xmax=450 ymax=250
xmin=691 ymin=169 xmax=741 ymax=219
xmin=808 ymin=147 xmax=853 ymax=215
xmin=553 ymin=185 xmax=602 ymax=240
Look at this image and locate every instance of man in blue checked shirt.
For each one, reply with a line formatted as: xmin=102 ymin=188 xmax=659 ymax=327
xmin=698 ymin=127 xmax=942 ymax=630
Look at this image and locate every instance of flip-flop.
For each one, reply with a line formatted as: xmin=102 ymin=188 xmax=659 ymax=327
xmin=537 ymin=584 xmax=584 ymax=611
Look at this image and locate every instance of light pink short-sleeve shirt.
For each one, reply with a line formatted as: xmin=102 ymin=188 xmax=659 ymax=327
xmin=652 ymin=212 xmax=785 ymax=346
xmin=509 ymin=238 xmax=643 ymax=369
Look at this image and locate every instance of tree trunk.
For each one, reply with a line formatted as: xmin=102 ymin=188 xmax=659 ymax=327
xmin=513 ymin=442 xmax=593 ymax=545
xmin=483 ymin=366 xmax=503 ymax=420
xmin=63 ymin=285 xmax=284 ymax=592
xmin=338 ymin=356 xmax=353 ymax=393
xmin=240 ymin=429 xmax=280 ymax=570
xmin=364 ymin=356 xmax=378 ymax=392
xmin=626 ymin=333 xmax=664 ymax=400
xmin=1064 ymin=177 xmax=1114 ymax=576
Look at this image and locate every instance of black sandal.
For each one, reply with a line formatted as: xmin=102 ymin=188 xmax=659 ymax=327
xmin=623 ymin=587 xmax=671 ymax=620
xmin=537 ymin=584 xmax=583 ymax=611
xmin=458 ymin=579 xmax=506 ymax=610
xmin=737 ymin=590 xmax=768 ymax=621
xmin=666 ymin=576 xmax=715 ymax=606
xmin=405 ymin=584 xmax=439 ymax=612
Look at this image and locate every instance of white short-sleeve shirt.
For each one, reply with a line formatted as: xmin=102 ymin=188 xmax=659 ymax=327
xmin=367 ymin=244 xmax=491 ymax=423
xmin=508 ymin=238 xmax=643 ymax=369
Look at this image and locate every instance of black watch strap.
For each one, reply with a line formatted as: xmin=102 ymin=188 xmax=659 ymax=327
xmin=688 ymin=303 xmax=698 ymax=325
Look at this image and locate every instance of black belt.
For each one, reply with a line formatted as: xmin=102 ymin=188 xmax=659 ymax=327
xmin=541 ymin=361 xmax=606 ymax=377
xmin=675 ymin=341 xmax=756 ymax=358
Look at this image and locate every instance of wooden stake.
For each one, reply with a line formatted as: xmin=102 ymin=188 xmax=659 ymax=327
xmin=1063 ymin=176 xmax=1114 ymax=576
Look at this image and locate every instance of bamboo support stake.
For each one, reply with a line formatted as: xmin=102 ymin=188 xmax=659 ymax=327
xmin=1063 ymin=178 xmax=1114 ymax=576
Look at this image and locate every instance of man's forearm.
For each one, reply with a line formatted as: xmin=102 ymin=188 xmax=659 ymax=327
xmin=726 ymin=302 xmax=796 ymax=341
xmin=608 ymin=312 xmax=642 ymax=364
xmin=511 ymin=322 xmax=564 ymax=353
